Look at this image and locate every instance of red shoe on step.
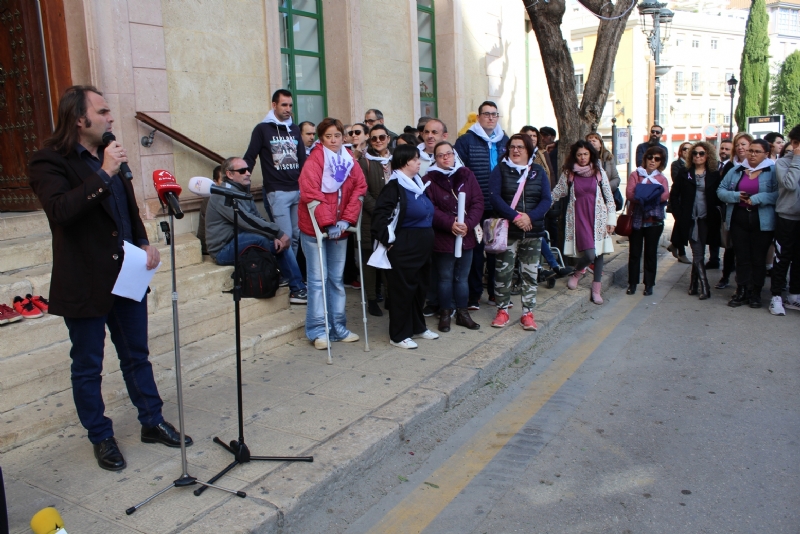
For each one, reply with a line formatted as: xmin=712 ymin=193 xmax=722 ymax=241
xmin=13 ymin=296 xmax=44 ymax=319
xmin=27 ymin=294 xmax=49 ymax=313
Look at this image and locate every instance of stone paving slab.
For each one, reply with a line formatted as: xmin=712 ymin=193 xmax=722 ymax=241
xmin=3 ymin=246 xmax=633 ymax=533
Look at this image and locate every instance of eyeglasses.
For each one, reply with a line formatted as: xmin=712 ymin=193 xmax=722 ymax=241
xmin=509 ymin=145 xmax=526 ymax=152
xmin=651 ymin=130 xmax=663 ymax=135
xmin=681 ymin=147 xmax=690 ymax=152
xmin=747 ymin=149 xmax=766 ymax=155
xmin=691 ymin=151 xmax=706 ymax=157
xmin=480 ymin=112 xmax=500 ymax=118
xmin=347 ymin=130 xmax=363 ymax=137
xmin=370 ymin=134 xmax=388 ymax=143
xmin=231 ymin=167 xmax=249 ymax=175
xmin=364 ymin=118 xmax=378 ymax=125
xmin=435 ymin=151 xmax=455 ymax=160
xmin=645 ymin=155 xmax=662 ymax=162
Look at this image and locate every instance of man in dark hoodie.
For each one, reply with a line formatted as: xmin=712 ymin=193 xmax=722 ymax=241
xmin=243 ymin=89 xmax=307 ymax=257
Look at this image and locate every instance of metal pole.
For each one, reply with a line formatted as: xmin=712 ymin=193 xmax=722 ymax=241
xmin=729 ymin=89 xmax=735 ymax=138
xmin=653 ymin=16 xmax=661 ymax=125
xmin=627 ymin=118 xmax=632 ymax=177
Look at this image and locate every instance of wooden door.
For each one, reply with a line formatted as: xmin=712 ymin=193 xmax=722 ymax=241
xmin=0 ymin=0 xmax=53 ymax=211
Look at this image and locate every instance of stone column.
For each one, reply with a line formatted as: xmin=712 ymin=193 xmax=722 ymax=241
xmin=434 ymin=0 xmax=465 ymax=135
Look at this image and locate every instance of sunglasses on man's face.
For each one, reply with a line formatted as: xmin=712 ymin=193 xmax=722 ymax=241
xmin=645 ymin=155 xmax=662 ymax=162
xmin=370 ymin=134 xmax=388 ymax=143
xmin=347 ymin=130 xmax=363 ymax=137
xmin=691 ymin=151 xmax=706 ymax=157
xmin=231 ymin=167 xmax=249 ymax=175
xmin=651 ymin=130 xmax=662 ymax=135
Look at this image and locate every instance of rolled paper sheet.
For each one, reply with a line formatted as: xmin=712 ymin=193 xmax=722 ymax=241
xmin=455 ymin=191 xmax=466 ymax=258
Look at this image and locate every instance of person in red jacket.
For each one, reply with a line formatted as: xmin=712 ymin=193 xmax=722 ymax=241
xmin=299 ymin=117 xmax=368 ymax=350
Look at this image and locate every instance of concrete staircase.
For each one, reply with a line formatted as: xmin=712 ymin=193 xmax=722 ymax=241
xmin=0 ymin=211 xmax=306 ymax=452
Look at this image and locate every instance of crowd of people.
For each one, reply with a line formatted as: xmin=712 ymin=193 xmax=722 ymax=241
xmin=210 ymin=89 xmax=800 ymax=352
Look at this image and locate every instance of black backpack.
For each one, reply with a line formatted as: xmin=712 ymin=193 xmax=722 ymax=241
xmin=236 ymin=245 xmax=280 ymax=298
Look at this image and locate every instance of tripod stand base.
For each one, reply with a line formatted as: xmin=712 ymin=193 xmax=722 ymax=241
xmin=194 ymin=437 xmax=314 ymax=496
xmin=127 ymin=474 xmax=246 ymax=515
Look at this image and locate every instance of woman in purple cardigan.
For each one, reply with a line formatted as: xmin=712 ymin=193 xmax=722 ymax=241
xmin=423 ymin=141 xmax=484 ymax=332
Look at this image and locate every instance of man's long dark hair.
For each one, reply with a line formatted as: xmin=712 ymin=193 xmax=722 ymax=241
xmin=44 ymin=85 xmax=103 ymax=155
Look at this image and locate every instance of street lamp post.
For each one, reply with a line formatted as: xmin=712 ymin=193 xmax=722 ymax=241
xmin=727 ymin=74 xmax=738 ymax=138
xmin=639 ymin=0 xmax=673 ymax=125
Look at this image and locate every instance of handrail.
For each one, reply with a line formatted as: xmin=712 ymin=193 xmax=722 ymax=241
xmin=135 ymin=112 xmax=225 ymax=163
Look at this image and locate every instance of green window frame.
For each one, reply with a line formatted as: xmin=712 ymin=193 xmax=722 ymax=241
xmin=279 ymin=0 xmax=327 ymax=124
xmin=417 ymin=1 xmax=437 ymax=117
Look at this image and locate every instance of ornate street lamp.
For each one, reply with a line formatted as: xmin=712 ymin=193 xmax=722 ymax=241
xmin=639 ymin=0 xmax=674 ymax=124
xmin=727 ymin=74 xmax=738 ymax=138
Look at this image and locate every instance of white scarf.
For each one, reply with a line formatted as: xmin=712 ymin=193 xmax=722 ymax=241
xmin=741 ymin=157 xmax=775 ymax=172
xmin=390 ymin=169 xmax=430 ymax=199
xmin=364 ymin=150 xmax=392 ymax=166
xmin=417 ymin=143 xmax=435 ymax=164
xmin=321 ymin=146 xmax=354 ymax=193
xmin=636 ymin=166 xmax=661 ymax=184
xmin=468 ymin=122 xmax=504 ymax=147
xmin=503 ymin=157 xmax=534 ymax=183
xmin=427 ymin=156 xmax=464 ymax=177
xmin=261 ymin=109 xmax=293 ymax=127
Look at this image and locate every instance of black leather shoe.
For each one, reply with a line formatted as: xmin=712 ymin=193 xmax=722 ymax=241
xmin=643 ymin=286 xmax=654 ymax=296
xmin=93 ymin=437 xmax=126 ymax=471
xmin=715 ymin=277 xmax=730 ymax=290
xmin=626 ymin=284 xmax=637 ymax=295
xmin=728 ymin=285 xmax=749 ymax=308
xmin=141 ymin=421 xmax=193 ymax=448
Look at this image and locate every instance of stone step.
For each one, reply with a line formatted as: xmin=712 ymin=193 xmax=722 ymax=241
xmin=0 ymin=234 xmax=52 ymax=273
xmin=152 ymin=232 xmax=203 ymax=272
xmin=0 ymin=289 xmax=295 ymax=410
xmin=148 ymin=260 xmax=234 ymax=312
xmin=0 ymin=307 xmax=306 ymax=452
xmin=0 ymin=211 xmax=50 ymax=242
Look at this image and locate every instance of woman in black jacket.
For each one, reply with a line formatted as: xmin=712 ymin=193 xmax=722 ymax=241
xmin=668 ymin=141 xmax=721 ymax=300
xmin=667 ymin=142 xmax=693 ymax=263
xmin=371 ymin=144 xmax=438 ymax=349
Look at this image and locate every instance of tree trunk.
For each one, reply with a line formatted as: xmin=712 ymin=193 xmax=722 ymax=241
xmin=525 ymin=0 xmax=635 ymax=172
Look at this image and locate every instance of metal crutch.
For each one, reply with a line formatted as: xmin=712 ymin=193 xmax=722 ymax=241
xmin=345 ymin=196 xmax=369 ymax=352
xmin=307 ymin=200 xmax=334 ymax=364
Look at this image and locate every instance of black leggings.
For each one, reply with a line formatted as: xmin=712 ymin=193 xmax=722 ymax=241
xmin=575 ymin=248 xmax=604 ymax=282
xmin=731 ymin=207 xmax=773 ymax=290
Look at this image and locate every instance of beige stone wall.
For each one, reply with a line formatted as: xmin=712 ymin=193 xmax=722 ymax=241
xmin=161 ymin=0 xmax=271 ymax=190
xmin=358 ymin=0 xmax=415 ymax=134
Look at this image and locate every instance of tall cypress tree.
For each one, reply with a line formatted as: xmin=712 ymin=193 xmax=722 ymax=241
xmin=735 ymin=0 xmax=771 ymax=130
xmin=771 ymin=51 xmax=800 ymax=130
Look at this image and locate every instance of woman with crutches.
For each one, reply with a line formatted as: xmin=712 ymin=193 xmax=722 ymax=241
xmin=299 ymin=117 xmax=368 ymax=350
xmin=371 ymin=144 xmax=439 ymax=349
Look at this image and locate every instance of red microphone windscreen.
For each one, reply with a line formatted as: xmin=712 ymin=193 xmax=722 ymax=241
xmin=153 ymin=169 xmax=181 ymax=205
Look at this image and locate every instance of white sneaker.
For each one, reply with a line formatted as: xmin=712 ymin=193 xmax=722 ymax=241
xmin=314 ymin=338 xmax=328 ymax=350
xmin=390 ymin=338 xmax=418 ymax=349
xmin=341 ymin=332 xmax=360 ymax=342
xmin=413 ymin=329 xmax=440 ymax=340
xmin=785 ymin=295 xmax=800 ymax=311
xmin=769 ymin=296 xmax=786 ymax=316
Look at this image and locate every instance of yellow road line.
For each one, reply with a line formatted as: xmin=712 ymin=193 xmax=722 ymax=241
xmin=368 ymin=261 xmax=676 ymax=534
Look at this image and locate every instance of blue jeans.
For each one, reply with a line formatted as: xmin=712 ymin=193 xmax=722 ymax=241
xmin=266 ymin=190 xmax=300 ymax=256
xmin=215 ymin=232 xmax=305 ymax=293
xmin=434 ymin=249 xmax=473 ymax=309
xmin=64 ymin=296 xmax=164 ymax=444
xmin=301 ymin=232 xmax=351 ymax=341
xmin=541 ymin=236 xmax=559 ymax=269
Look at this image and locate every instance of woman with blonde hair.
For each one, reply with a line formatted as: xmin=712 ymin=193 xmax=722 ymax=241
xmin=668 ymin=141 xmax=722 ymax=300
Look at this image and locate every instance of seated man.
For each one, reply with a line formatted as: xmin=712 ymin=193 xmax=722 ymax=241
xmin=205 ymin=157 xmax=307 ymax=304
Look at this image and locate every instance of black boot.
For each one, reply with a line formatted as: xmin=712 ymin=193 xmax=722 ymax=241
xmin=728 ymin=285 xmax=749 ymax=307
xmin=749 ymin=286 xmax=763 ymax=308
xmin=368 ymin=299 xmax=383 ymax=317
xmin=688 ymin=263 xmax=699 ymax=296
xmin=455 ymin=308 xmax=480 ymax=330
xmin=697 ymin=261 xmax=711 ymax=300
xmin=438 ymin=309 xmax=453 ymax=332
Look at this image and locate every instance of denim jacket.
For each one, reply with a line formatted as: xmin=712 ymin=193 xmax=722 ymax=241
xmin=716 ymin=164 xmax=778 ymax=231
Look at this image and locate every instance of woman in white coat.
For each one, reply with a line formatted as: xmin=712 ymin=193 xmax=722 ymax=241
xmin=551 ymin=140 xmax=617 ymax=304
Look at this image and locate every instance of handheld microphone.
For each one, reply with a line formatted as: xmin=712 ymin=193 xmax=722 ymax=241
xmin=101 ymin=132 xmax=133 ymax=180
xmin=188 ymin=176 xmax=253 ymax=201
xmin=30 ymin=507 xmax=67 ymax=534
xmin=152 ymin=169 xmax=184 ymax=219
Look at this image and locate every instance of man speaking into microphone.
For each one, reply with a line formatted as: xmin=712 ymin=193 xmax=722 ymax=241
xmin=28 ymin=86 xmax=190 ymax=472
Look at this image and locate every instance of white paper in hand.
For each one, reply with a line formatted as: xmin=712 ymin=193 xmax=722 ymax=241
xmin=111 ymin=241 xmax=161 ymax=302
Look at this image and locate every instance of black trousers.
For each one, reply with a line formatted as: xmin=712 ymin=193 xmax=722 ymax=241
xmin=386 ymin=228 xmax=434 ymax=342
xmin=722 ymin=246 xmax=736 ymax=278
xmin=770 ymin=216 xmax=800 ymax=296
xmin=628 ymin=224 xmax=664 ymax=287
xmin=730 ymin=206 xmax=773 ymax=290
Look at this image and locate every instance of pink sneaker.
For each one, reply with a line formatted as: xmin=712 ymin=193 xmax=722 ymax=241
xmin=491 ymin=309 xmax=510 ymax=328
xmin=520 ymin=311 xmax=538 ymax=331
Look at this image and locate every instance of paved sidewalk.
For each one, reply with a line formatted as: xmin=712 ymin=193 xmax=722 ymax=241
xmin=3 ymin=246 xmax=632 ymax=533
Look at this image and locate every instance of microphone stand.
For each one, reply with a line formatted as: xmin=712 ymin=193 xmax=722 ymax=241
xmin=126 ymin=202 xmax=246 ymax=515
xmin=195 ymin=196 xmax=313 ymax=496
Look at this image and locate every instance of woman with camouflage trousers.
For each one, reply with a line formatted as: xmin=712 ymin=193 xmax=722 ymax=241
xmin=488 ymin=134 xmax=552 ymax=331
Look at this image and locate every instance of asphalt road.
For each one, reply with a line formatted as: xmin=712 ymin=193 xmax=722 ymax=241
xmin=340 ymin=259 xmax=800 ymax=534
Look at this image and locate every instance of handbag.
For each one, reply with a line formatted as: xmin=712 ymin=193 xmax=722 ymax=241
xmin=615 ymin=200 xmax=633 ymax=236
xmin=482 ymin=177 xmax=527 ymax=254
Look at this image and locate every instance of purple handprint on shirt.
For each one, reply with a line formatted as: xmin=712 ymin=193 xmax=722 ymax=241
xmin=331 ymin=154 xmax=349 ymax=183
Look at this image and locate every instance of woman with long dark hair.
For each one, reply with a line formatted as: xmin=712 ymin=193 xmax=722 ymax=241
xmin=669 ymin=141 xmax=721 ymax=300
xmin=551 ymin=140 xmax=616 ymax=304
xmin=667 ymin=141 xmax=693 ymax=264
xmin=626 ymin=146 xmax=670 ymax=296
xmin=371 ymin=144 xmax=439 ymax=349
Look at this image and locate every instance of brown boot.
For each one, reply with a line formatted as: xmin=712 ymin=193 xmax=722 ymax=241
xmin=456 ymin=308 xmax=480 ymax=330
xmin=438 ymin=309 xmax=453 ymax=332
